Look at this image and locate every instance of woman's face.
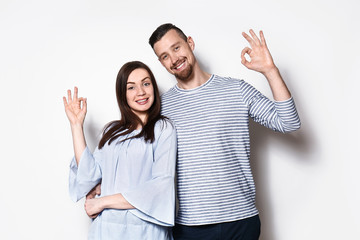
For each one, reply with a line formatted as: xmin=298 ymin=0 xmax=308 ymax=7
xmin=126 ymin=68 xmax=155 ymax=122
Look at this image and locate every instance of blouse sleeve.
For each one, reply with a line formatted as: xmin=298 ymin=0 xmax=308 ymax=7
xmin=122 ymin=120 xmax=177 ymax=226
xmin=69 ymin=146 xmax=102 ymax=202
xmin=239 ymin=80 xmax=301 ymax=133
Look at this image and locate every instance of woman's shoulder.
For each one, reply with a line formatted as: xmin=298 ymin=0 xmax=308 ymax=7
xmin=152 ymin=118 xmax=177 ymax=148
xmin=155 ymin=117 xmax=175 ymax=130
xmin=154 ymin=118 xmax=176 ymax=139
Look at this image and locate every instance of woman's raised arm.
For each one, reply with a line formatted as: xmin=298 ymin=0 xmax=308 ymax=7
xmin=63 ymin=87 xmax=87 ymax=164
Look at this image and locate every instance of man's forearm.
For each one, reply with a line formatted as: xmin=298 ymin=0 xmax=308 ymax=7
xmin=263 ymin=67 xmax=291 ymax=101
xmin=101 ymin=193 xmax=135 ymax=210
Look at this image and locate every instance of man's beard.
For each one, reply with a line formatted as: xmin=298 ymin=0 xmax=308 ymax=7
xmin=174 ymin=62 xmax=193 ymax=81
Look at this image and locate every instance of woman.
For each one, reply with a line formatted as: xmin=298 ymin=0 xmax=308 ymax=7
xmin=63 ymin=61 xmax=177 ymax=239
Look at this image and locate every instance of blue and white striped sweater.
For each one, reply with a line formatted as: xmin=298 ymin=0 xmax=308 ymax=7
xmin=161 ymin=74 xmax=300 ymax=225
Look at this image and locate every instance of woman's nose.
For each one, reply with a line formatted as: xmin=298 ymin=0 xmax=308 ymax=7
xmin=137 ymin=87 xmax=146 ymax=95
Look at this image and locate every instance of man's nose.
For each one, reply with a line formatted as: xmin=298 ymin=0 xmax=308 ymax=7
xmin=170 ymin=53 xmax=178 ymax=65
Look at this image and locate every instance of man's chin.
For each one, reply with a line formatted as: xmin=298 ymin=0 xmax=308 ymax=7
xmin=174 ymin=66 xmax=193 ymax=81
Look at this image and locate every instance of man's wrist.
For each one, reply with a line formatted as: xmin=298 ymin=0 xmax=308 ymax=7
xmin=263 ymin=66 xmax=280 ymax=80
xmin=101 ymin=196 xmax=111 ymax=209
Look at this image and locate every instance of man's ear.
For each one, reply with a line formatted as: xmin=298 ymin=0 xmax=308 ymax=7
xmin=187 ymin=36 xmax=195 ymax=51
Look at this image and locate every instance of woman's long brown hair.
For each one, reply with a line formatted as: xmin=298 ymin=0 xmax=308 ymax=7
xmin=98 ymin=61 xmax=165 ymax=149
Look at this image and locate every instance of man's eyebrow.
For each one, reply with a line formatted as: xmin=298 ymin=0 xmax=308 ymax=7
xmin=158 ymin=41 xmax=181 ymax=58
xmin=170 ymin=41 xmax=181 ymax=48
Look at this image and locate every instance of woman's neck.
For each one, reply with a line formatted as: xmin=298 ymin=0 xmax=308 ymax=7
xmin=135 ymin=113 xmax=147 ymax=129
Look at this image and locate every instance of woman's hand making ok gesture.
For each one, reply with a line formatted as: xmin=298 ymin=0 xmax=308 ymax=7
xmin=63 ymin=87 xmax=87 ymax=127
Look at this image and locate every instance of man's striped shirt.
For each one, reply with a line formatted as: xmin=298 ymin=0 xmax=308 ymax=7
xmin=161 ymin=74 xmax=301 ymax=225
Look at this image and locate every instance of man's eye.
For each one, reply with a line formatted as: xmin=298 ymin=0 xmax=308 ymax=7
xmin=162 ymin=55 xmax=168 ymax=60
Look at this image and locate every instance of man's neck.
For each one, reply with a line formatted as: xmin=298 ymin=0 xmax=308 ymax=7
xmin=176 ymin=65 xmax=211 ymax=90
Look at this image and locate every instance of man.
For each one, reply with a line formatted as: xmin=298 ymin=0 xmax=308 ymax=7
xmin=148 ymin=23 xmax=300 ymax=240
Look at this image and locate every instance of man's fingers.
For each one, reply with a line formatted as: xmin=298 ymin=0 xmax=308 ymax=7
xmin=86 ymin=193 xmax=95 ymax=200
xmin=242 ymin=32 xmax=254 ymax=46
xmin=259 ymin=30 xmax=267 ymax=46
xmin=84 ymin=200 xmax=99 ymax=219
xmin=241 ymin=47 xmax=252 ymax=68
xmin=86 ymin=190 xmax=96 ymax=199
xmin=86 ymin=184 xmax=101 ymax=199
xmin=86 ymin=194 xmax=93 ymax=200
xmin=241 ymin=47 xmax=252 ymax=58
xmin=249 ymin=29 xmax=260 ymax=45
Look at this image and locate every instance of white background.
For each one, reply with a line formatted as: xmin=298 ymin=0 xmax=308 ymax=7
xmin=1 ymin=0 xmax=359 ymax=239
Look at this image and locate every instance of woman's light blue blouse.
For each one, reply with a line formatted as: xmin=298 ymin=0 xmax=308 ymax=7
xmin=69 ymin=120 xmax=177 ymax=240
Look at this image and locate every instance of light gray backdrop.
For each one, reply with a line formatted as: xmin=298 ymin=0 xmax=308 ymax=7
xmin=1 ymin=0 xmax=359 ymax=239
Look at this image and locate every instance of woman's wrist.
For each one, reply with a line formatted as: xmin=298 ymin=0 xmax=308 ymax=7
xmin=70 ymin=122 xmax=84 ymax=130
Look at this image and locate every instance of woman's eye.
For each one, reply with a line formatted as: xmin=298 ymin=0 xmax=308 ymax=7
xmin=144 ymin=82 xmax=151 ymax=86
xmin=127 ymin=86 xmax=134 ymax=90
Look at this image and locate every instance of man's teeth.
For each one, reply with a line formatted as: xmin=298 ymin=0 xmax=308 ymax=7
xmin=176 ymin=62 xmax=185 ymax=69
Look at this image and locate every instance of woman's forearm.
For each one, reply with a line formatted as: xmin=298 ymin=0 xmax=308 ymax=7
xmin=70 ymin=123 xmax=87 ymax=165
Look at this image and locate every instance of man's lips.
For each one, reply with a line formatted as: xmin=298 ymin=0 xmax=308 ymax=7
xmin=175 ymin=62 xmax=185 ymax=70
xmin=171 ymin=60 xmax=186 ymax=71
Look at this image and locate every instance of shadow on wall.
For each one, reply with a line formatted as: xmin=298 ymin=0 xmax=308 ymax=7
xmin=249 ymin=110 xmax=316 ymax=240
xmin=83 ymin=115 xmax=104 ymax=152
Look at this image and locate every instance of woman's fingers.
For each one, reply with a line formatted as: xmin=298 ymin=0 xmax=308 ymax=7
xmin=63 ymin=96 xmax=68 ymax=107
xmin=74 ymin=86 xmax=78 ymax=100
xmin=67 ymin=89 xmax=72 ymax=102
xmin=82 ymin=98 xmax=87 ymax=113
xmin=78 ymin=97 xmax=87 ymax=113
xmin=64 ymin=87 xmax=86 ymax=115
xmin=65 ymin=87 xmax=83 ymax=104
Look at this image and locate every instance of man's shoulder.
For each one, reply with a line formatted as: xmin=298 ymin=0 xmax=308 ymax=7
xmin=161 ymin=86 xmax=179 ymax=102
xmin=213 ymin=74 xmax=244 ymax=83
xmin=211 ymin=75 xmax=247 ymax=89
xmin=161 ymin=86 xmax=176 ymax=96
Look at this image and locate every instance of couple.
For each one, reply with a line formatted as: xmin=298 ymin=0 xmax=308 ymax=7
xmin=63 ymin=23 xmax=301 ymax=240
